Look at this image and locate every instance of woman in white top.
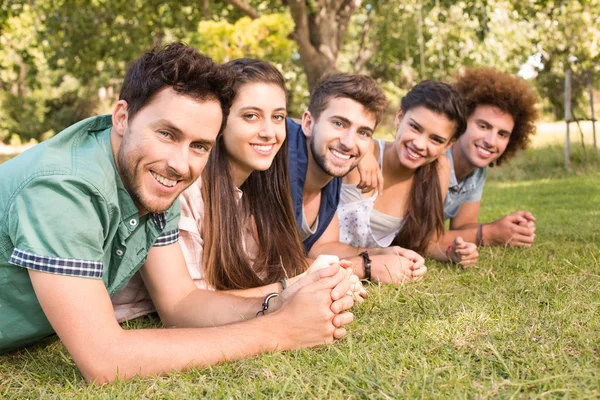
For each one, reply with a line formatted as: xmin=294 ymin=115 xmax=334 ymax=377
xmin=338 ymin=80 xmax=479 ymax=265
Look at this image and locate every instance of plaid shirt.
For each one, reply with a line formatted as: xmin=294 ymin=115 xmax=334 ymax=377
xmin=0 ymin=115 xmax=180 ymax=353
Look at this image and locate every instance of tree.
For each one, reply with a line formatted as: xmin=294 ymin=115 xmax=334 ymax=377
xmin=222 ymin=0 xmax=363 ymax=90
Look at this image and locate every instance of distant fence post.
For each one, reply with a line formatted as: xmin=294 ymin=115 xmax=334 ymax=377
xmin=589 ymin=71 xmax=598 ymax=165
xmin=565 ymin=69 xmax=572 ymax=171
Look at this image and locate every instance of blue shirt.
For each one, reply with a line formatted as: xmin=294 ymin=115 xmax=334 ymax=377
xmin=287 ymin=118 xmax=341 ymax=253
xmin=443 ymin=148 xmax=487 ymax=220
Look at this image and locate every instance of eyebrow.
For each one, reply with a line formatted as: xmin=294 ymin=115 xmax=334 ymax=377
xmin=408 ymin=118 xmax=423 ymax=131
xmin=238 ymin=106 xmax=287 ymax=113
xmin=151 ymin=119 xmax=216 ymax=146
xmin=475 ymin=118 xmax=512 ymax=136
xmin=330 ymin=115 xmax=374 ymax=134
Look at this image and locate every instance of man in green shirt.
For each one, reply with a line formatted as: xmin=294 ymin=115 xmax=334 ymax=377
xmin=0 ymin=43 xmax=354 ymax=383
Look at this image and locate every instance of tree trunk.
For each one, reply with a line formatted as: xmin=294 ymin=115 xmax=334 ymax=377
xmin=224 ymin=0 xmax=362 ymax=91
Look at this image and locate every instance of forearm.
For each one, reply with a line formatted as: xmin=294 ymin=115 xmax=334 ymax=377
xmin=426 ymin=240 xmax=451 ymax=262
xmin=438 ymin=226 xmax=478 ymax=248
xmin=308 ymin=241 xmax=361 ymax=259
xmin=162 ymin=289 xmax=265 ymax=328
xmin=82 ymin=316 xmax=288 ymax=383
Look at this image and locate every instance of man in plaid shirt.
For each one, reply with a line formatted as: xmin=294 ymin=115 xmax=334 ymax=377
xmin=0 ymin=43 xmax=355 ymax=383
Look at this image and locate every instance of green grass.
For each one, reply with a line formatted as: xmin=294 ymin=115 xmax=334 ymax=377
xmin=1 ymin=145 xmax=600 ymax=398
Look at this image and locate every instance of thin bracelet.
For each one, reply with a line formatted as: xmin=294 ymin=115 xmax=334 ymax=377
xmin=256 ymin=293 xmax=280 ymax=317
xmin=445 ymin=243 xmax=454 ymax=263
xmin=359 ymin=251 xmax=371 ymax=281
xmin=476 ymin=224 xmax=484 ymax=247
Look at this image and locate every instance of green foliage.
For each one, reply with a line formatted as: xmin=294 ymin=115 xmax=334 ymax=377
xmin=2 ymin=0 xmax=600 ymax=142
xmin=0 ymin=3 xmax=98 ymax=143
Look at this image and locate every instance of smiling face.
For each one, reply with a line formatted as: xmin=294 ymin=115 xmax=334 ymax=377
xmin=222 ymin=82 xmax=287 ymax=186
xmin=113 ymin=87 xmax=223 ymax=215
xmin=304 ymin=97 xmax=376 ymax=178
xmin=455 ymin=105 xmax=515 ymax=168
xmin=393 ymin=106 xmax=456 ymax=170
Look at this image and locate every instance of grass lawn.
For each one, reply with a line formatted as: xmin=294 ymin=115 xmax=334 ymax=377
xmin=1 ymin=145 xmax=599 ymax=398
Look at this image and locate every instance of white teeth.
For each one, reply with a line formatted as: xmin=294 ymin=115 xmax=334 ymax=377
xmin=331 ymin=149 xmax=351 ymax=160
xmin=251 ymin=144 xmax=274 ymax=152
xmin=406 ymin=147 xmax=422 ymax=159
xmin=151 ymin=171 xmax=177 ymax=187
xmin=476 ymin=146 xmax=492 ymax=156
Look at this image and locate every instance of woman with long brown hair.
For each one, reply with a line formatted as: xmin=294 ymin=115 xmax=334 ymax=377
xmin=337 ymin=80 xmax=479 ymax=265
xmin=180 ymin=58 xmax=366 ymax=296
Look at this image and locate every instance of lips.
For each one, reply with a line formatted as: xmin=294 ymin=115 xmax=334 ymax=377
xmin=151 ymin=171 xmax=177 ymax=187
xmin=250 ymin=143 xmax=275 ymax=155
xmin=474 ymin=144 xmax=494 ymax=158
xmin=330 ymin=148 xmax=352 ymax=161
xmin=405 ymin=145 xmax=424 ymax=161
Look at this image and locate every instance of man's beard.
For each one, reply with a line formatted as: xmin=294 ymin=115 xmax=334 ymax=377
xmin=309 ymin=138 xmax=356 ymax=178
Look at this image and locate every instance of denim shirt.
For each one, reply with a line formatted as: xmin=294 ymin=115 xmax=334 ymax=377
xmin=443 ymin=148 xmax=487 ymax=220
xmin=287 ymin=118 xmax=341 ymax=253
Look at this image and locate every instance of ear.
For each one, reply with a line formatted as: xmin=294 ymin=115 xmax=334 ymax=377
xmin=301 ymin=111 xmax=314 ymax=138
xmin=112 ymin=100 xmax=129 ymax=138
xmin=394 ymin=110 xmax=404 ymax=128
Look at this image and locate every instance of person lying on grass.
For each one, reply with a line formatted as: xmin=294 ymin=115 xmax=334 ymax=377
xmin=286 ymin=73 xmax=427 ymax=284
xmin=112 ymin=59 xmax=366 ymax=321
xmin=338 ymin=80 xmax=479 ymax=267
xmin=0 ymin=43 xmax=355 ymax=384
xmin=440 ymin=67 xmax=540 ymax=248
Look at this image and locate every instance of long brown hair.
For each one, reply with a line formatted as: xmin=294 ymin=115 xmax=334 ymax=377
xmin=391 ymin=81 xmax=467 ymax=254
xmin=202 ymin=58 xmax=307 ymax=290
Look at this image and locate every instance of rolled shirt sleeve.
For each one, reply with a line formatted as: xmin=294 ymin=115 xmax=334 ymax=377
xmin=7 ymin=175 xmax=110 ymax=279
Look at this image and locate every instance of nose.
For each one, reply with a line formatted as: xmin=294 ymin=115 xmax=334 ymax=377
xmin=483 ymin=130 xmax=497 ymax=148
xmin=413 ymin=133 xmax=427 ymax=150
xmin=339 ymin=129 xmax=357 ymax=150
xmin=258 ymin=119 xmax=275 ymax=140
xmin=166 ymin=144 xmax=190 ymax=178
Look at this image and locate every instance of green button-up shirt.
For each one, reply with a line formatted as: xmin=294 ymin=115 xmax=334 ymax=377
xmin=0 ymin=115 xmax=180 ymax=353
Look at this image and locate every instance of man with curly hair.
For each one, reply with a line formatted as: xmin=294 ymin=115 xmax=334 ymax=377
xmin=442 ymin=67 xmax=539 ymax=249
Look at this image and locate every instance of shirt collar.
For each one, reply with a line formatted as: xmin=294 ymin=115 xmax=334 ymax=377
xmin=446 ymin=148 xmax=459 ymax=190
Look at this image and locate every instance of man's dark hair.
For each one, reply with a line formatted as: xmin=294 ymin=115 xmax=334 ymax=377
xmin=119 ymin=42 xmax=236 ymax=130
xmin=307 ymin=73 xmax=389 ymax=126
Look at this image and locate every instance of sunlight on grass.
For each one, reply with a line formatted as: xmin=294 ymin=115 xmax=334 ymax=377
xmin=1 ymin=144 xmax=599 ymax=398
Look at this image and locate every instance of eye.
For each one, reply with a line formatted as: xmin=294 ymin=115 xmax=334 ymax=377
xmin=478 ymin=123 xmax=487 ymax=130
xmin=332 ymin=120 xmax=344 ymax=128
xmin=244 ymin=113 xmax=259 ymax=121
xmin=158 ymin=130 xmax=171 ymax=138
xmin=358 ymin=130 xmax=372 ymax=138
xmin=499 ymin=131 xmax=510 ymax=138
xmin=273 ymin=114 xmax=286 ymax=122
xmin=432 ymin=137 xmax=445 ymax=144
xmin=408 ymin=123 xmax=419 ymax=131
xmin=191 ymin=143 xmax=209 ymax=152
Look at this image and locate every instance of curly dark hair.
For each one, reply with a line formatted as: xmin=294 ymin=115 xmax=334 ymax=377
xmin=120 ymin=42 xmax=236 ymax=133
xmin=452 ymin=67 xmax=539 ymax=166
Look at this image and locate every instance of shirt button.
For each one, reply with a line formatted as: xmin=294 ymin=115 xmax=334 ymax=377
xmin=116 ymin=249 xmax=124 ymax=256
xmin=129 ymin=219 xmax=138 ymax=227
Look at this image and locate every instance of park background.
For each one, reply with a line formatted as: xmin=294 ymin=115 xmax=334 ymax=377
xmin=1 ymin=0 xmax=599 ymax=398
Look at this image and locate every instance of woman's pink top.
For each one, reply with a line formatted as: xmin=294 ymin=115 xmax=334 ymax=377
xmin=111 ymin=178 xmax=258 ymax=322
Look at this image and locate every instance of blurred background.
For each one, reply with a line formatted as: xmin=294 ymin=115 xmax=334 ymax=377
xmin=1 ymin=0 xmax=598 ymax=152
